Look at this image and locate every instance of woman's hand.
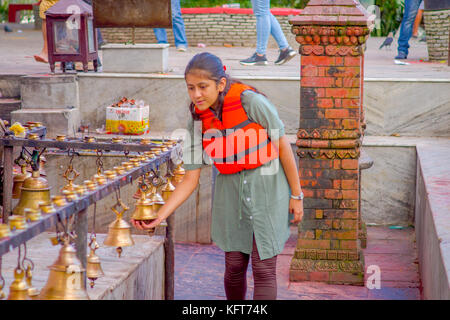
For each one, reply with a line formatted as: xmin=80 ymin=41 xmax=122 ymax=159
xmin=131 ymin=217 xmax=163 ymax=231
xmin=289 ymin=199 xmax=304 ymax=224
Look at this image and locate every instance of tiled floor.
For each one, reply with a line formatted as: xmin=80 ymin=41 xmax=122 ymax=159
xmin=174 ymin=226 xmax=422 ymax=300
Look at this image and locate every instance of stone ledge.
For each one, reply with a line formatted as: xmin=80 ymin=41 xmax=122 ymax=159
xmin=415 ymin=141 xmax=450 ymax=299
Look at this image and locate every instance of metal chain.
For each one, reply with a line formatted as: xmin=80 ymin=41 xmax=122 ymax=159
xmin=96 ymin=149 xmax=104 ymax=173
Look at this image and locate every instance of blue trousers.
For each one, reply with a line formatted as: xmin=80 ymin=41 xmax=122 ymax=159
xmin=153 ymin=0 xmax=188 ymax=48
xmin=251 ymin=0 xmax=289 ymax=55
xmin=397 ymin=0 xmax=423 ymax=55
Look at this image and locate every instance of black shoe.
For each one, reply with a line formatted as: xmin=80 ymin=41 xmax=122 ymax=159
xmin=275 ymin=47 xmax=296 ymax=65
xmin=239 ymin=52 xmax=268 ymax=66
xmin=395 ymin=51 xmax=407 ymax=59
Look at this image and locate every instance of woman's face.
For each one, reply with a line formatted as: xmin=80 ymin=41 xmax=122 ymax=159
xmin=186 ymin=70 xmax=226 ymax=111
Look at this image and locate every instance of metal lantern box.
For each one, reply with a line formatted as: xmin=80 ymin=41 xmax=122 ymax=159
xmin=45 ymin=0 xmax=99 ymax=73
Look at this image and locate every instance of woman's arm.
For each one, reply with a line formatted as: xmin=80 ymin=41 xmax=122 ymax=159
xmin=272 ymin=135 xmax=304 ymax=224
xmin=132 ymin=168 xmax=201 ymax=230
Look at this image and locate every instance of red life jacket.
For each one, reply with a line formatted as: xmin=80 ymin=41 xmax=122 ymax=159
xmin=195 ymin=83 xmax=279 ymax=174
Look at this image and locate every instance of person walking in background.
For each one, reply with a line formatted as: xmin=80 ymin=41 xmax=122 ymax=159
xmin=412 ymin=1 xmax=425 ymax=39
xmin=395 ymin=0 xmax=423 ymax=59
xmin=153 ymin=0 xmax=188 ymax=51
xmin=34 ymin=0 xmax=59 ymax=63
xmin=240 ymin=0 xmax=296 ymax=66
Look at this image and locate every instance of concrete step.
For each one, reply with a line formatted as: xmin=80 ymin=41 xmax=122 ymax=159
xmin=0 ymin=98 xmax=21 ymax=123
xmin=11 ymin=107 xmax=81 ymax=138
xmin=20 ymin=74 xmax=79 ymax=109
xmin=0 ymin=74 xmax=22 ymax=98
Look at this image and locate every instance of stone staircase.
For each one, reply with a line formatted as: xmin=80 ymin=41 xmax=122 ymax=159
xmin=0 ymin=74 xmax=81 ymax=138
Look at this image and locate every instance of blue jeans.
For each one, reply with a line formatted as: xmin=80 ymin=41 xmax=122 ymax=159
xmin=397 ymin=0 xmax=423 ymax=55
xmin=153 ymin=0 xmax=187 ymax=48
xmin=251 ymin=0 xmax=289 ymax=55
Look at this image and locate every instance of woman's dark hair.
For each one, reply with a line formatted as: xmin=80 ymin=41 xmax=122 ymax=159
xmin=184 ymin=52 xmax=244 ymax=121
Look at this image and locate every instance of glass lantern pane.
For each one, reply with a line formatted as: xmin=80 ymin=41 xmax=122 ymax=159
xmin=53 ymin=21 xmax=79 ymax=54
xmin=88 ymin=19 xmax=95 ymax=53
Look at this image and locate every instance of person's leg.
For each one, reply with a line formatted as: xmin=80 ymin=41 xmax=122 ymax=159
xmin=269 ymin=13 xmax=289 ymax=51
xmin=171 ymin=0 xmax=188 ymax=49
xmin=397 ymin=0 xmax=423 ymax=57
xmin=252 ymin=0 xmax=271 ymax=56
xmin=250 ymin=237 xmax=277 ymax=300
xmin=224 ymin=251 xmax=250 ymax=300
xmin=153 ymin=28 xmax=168 ymax=44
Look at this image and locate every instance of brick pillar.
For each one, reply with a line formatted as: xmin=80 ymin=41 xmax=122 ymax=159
xmin=289 ymin=0 xmax=372 ymax=285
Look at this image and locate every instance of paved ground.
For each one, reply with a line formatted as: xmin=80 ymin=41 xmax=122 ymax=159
xmin=174 ymin=225 xmax=422 ymax=300
xmin=1 ymin=23 xmax=449 ymax=79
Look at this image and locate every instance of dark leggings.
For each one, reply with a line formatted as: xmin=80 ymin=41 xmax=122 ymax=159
xmin=224 ymin=236 xmax=277 ymax=300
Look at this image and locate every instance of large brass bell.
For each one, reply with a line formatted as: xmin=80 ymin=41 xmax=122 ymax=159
xmin=131 ymin=186 xmax=158 ymax=235
xmin=86 ymin=236 xmax=104 ymax=288
xmin=12 ymin=164 xmax=31 ymax=199
xmin=103 ymin=200 xmax=134 ymax=258
xmin=12 ymin=170 xmax=51 ymax=216
xmin=7 ymin=267 xmax=30 ymax=300
xmin=38 ymin=240 xmax=89 ymax=300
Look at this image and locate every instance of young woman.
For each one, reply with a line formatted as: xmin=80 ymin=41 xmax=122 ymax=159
xmin=132 ymin=52 xmax=303 ymax=300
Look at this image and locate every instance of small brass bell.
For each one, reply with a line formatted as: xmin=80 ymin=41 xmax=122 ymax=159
xmin=86 ymin=236 xmax=104 ymax=288
xmin=172 ymin=164 xmax=185 ymax=187
xmin=122 ymin=162 xmax=134 ymax=171
xmin=0 ymin=224 xmax=11 ymax=239
xmin=161 ymin=178 xmax=176 ymax=202
xmin=93 ymin=171 xmax=107 ymax=186
xmin=38 ymin=241 xmax=89 ymax=300
xmin=148 ymin=186 xmax=165 ymax=211
xmin=7 ymin=268 xmax=30 ymax=300
xmin=12 ymin=164 xmax=31 ymax=199
xmin=52 ymin=195 xmax=68 ymax=207
xmin=131 ymin=188 xmax=158 ymax=235
xmin=24 ymin=208 xmax=42 ymax=222
xmin=114 ymin=166 xmax=126 ymax=175
xmin=103 ymin=200 xmax=134 ymax=257
xmin=84 ymin=180 xmax=97 ymax=192
xmin=39 ymin=202 xmax=56 ymax=215
xmin=8 ymin=215 xmax=28 ymax=231
xmin=62 ymin=189 xmax=79 ymax=202
xmin=74 ymin=184 xmax=87 ymax=197
xmin=129 ymin=158 xmax=141 ymax=168
xmin=104 ymin=170 xmax=117 ymax=180
xmin=25 ymin=265 xmax=39 ymax=299
xmin=12 ymin=170 xmax=51 ymax=216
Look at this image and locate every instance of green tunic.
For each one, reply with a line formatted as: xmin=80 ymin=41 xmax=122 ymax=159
xmin=182 ymin=90 xmax=291 ymax=260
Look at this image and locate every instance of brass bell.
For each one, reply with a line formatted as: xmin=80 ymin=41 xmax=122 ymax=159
xmin=7 ymin=267 xmax=30 ymax=300
xmin=111 ymin=137 xmax=123 ymax=143
xmin=114 ymin=166 xmax=126 ymax=175
xmin=62 ymin=189 xmax=79 ymax=202
xmin=122 ymin=162 xmax=134 ymax=171
xmin=93 ymin=172 xmax=107 ymax=186
xmin=12 ymin=170 xmax=51 ymax=216
xmin=39 ymin=202 xmax=56 ymax=215
xmin=25 ymin=265 xmax=39 ymax=299
xmin=12 ymin=164 xmax=31 ymax=199
xmin=56 ymin=135 xmax=66 ymax=141
xmin=140 ymin=138 xmax=151 ymax=145
xmin=84 ymin=180 xmax=97 ymax=192
xmin=104 ymin=170 xmax=117 ymax=180
xmin=74 ymin=185 xmax=87 ymax=197
xmin=131 ymin=188 xmax=158 ymax=235
xmin=8 ymin=215 xmax=28 ymax=231
xmin=144 ymin=151 xmax=156 ymax=160
xmin=24 ymin=208 xmax=42 ymax=222
xmin=129 ymin=158 xmax=141 ymax=168
xmin=0 ymin=224 xmax=11 ymax=239
xmin=133 ymin=176 xmax=146 ymax=199
xmin=52 ymin=195 xmax=68 ymax=207
xmin=172 ymin=164 xmax=185 ymax=187
xmin=161 ymin=178 xmax=176 ymax=202
xmin=103 ymin=200 xmax=134 ymax=258
xmin=148 ymin=186 xmax=165 ymax=211
xmin=86 ymin=236 xmax=104 ymax=288
xmin=38 ymin=241 xmax=89 ymax=300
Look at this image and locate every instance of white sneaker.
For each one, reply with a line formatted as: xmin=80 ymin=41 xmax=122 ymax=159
xmin=177 ymin=46 xmax=187 ymax=52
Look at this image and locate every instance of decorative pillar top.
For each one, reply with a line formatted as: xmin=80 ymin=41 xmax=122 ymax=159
xmin=289 ymin=0 xmax=372 ymax=26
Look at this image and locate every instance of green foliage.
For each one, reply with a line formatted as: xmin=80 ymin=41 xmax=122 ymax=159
xmin=372 ymin=0 xmax=404 ymax=36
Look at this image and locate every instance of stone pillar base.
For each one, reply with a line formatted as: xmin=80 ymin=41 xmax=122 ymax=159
xmin=290 ymin=254 xmax=365 ymax=285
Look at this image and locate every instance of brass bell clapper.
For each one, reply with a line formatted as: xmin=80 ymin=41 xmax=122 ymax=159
xmin=86 ymin=203 xmax=104 ymax=288
xmin=103 ymin=194 xmax=135 ymax=258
